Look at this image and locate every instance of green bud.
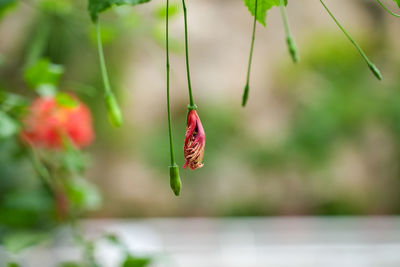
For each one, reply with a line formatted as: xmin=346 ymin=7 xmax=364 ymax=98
xmin=287 ymin=36 xmax=299 ymax=63
xmin=368 ymin=63 xmax=383 ymax=81
xmin=242 ymin=84 xmax=249 ymax=107
xmin=169 ymin=164 xmax=181 ymax=196
xmin=105 ymin=92 xmax=123 ymax=128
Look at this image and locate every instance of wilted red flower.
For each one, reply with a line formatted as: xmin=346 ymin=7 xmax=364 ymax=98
xmin=184 ymin=110 xmax=206 ymax=170
xmin=22 ymin=94 xmax=95 ymax=149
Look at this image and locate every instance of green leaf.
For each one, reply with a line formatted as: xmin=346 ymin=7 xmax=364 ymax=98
xmin=24 ymin=58 xmax=64 ymax=91
xmin=56 ymin=92 xmax=79 ymax=108
xmin=122 ymin=255 xmax=151 ymax=267
xmin=88 ymin=0 xmax=151 ymax=22
xmin=243 ymin=0 xmax=287 ymax=26
xmin=7 ymin=263 xmax=20 ymax=267
xmin=3 ymin=231 xmax=49 ymax=253
xmin=66 ymin=177 xmax=102 ymax=211
xmin=155 ymin=2 xmax=180 ymax=19
xmin=0 ymin=110 xmax=19 ymax=138
xmin=0 ymin=0 xmax=17 ymax=19
xmin=394 ymin=0 xmax=400 ymax=8
xmin=0 ymin=91 xmax=29 ymax=115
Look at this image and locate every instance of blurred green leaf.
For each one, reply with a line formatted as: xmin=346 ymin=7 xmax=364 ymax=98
xmin=39 ymin=0 xmax=72 ymax=15
xmin=4 ymin=190 xmax=53 ymax=212
xmin=0 ymin=91 xmax=28 ymax=116
xmin=0 ymin=0 xmax=17 ymax=19
xmin=88 ymin=0 xmax=151 ymax=22
xmin=7 ymin=262 xmax=20 ymax=267
xmin=3 ymin=231 xmax=49 ymax=253
xmin=104 ymin=233 xmax=120 ymax=244
xmin=56 ymin=92 xmax=79 ymax=108
xmin=62 ymin=142 xmax=89 ymax=173
xmin=24 ymin=58 xmax=64 ymax=92
xmin=122 ymin=255 xmax=151 ymax=267
xmin=155 ymin=2 xmax=180 ymax=19
xmin=394 ymin=0 xmax=400 ymax=8
xmin=67 ymin=177 xmax=102 ymax=211
xmin=0 ymin=110 xmax=19 ymax=138
xmin=243 ymin=0 xmax=286 ymax=26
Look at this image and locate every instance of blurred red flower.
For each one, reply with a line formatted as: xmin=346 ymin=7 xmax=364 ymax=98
xmin=184 ymin=110 xmax=206 ymax=170
xmin=22 ymin=94 xmax=95 ymax=149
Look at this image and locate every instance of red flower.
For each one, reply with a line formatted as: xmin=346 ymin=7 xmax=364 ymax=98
xmin=184 ymin=110 xmax=206 ymax=170
xmin=22 ymin=94 xmax=95 ymax=149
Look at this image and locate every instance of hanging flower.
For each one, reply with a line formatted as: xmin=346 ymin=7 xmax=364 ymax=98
xmin=184 ymin=110 xmax=206 ymax=170
xmin=21 ymin=93 xmax=95 ymax=149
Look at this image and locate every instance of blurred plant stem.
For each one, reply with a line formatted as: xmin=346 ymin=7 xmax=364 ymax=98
xmin=376 ymin=0 xmax=400 ymax=17
xmin=242 ymin=0 xmax=258 ymax=107
xmin=319 ymin=0 xmax=382 ymax=80
xmin=279 ymin=0 xmax=299 ymax=63
xmin=181 ymin=0 xmax=195 ymax=108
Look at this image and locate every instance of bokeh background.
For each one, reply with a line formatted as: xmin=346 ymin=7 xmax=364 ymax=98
xmin=1 ymin=0 xmax=400 ymax=219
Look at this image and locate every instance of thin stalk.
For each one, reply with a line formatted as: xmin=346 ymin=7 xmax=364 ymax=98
xmin=181 ymin=0 xmax=195 ymax=108
xmin=376 ymin=0 xmax=400 ymax=17
xmin=166 ymin=0 xmax=176 ymax=165
xmin=29 ymin=147 xmax=53 ymax=195
xmin=279 ymin=0 xmax=299 ymax=62
xmin=96 ymin=20 xmax=123 ymax=127
xmin=96 ymin=21 xmax=112 ymax=95
xmin=242 ymin=0 xmax=258 ymax=107
xmin=319 ymin=0 xmax=382 ymax=80
xmin=168 ymin=0 xmax=181 ymax=196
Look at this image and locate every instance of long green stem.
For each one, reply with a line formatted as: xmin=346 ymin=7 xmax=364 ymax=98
xmin=319 ymin=0 xmax=382 ymax=80
xmin=279 ymin=0 xmax=299 ymax=63
xmin=166 ymin=0 xmax=175 ymax=165
xmin=242 ymin=0 xmax=258 ymax=107
xmin=181 ymin=0 xmax=195 ymax=108
xmin=376 ymin=0 xmax=400 ymax=17
xmin=167 ymin=0 xmax=181 ymax=197
xmin=96 ymin=20 xmax=123 ymax=127
xmin=96 ymin=21 xmax=112 ymax=95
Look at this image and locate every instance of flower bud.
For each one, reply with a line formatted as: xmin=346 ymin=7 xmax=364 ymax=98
xmin=105 ymin=92 xmax=123 ymax=128
xmin=287 ymin=36 xmax=299 ymax=63
xmin=169 ymin=164 xmax=181 ymax=196
xmin=368 ymin=63 xmax=382 ymax=81
xmin=184 ymin=110 xmax=206 ymax=170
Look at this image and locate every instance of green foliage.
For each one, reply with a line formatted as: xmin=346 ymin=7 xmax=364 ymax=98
xmin=243 ymin=0 xmax=287 ymax=26
xmin=88 ymin=0 xmax=151 ymax=22
xmin=3 ymin=231 xmax=49 ymax=253
xmin=0 ymin=111 xmax=19 ymax=138
xmin=7 ymin=263 xmax=20 ymax=267
xmin=56 ymin=92 xmax=79 ymax=108
xmin=66 ymin=177 xmax=102 ymax=211
xmin=0 ymin=0 xmax=17 ymax=19
xmin=122 ymin=255 xmax=151 ymax=267
xmin=24 ymin=58 xmax=64 ymax=94
xmin=394 ymin=0 xmax=400 ymax=8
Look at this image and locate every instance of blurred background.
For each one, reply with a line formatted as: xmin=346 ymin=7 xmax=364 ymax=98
xmin=1 ymin=0 xmax=400 ymax=266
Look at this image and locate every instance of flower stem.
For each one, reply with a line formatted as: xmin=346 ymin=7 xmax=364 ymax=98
xmin=96 ymin=20 xmax=123 ymax=127
xmin=96 ymin=21 xmax=112 ymax=95
xmin=376 ymin=0 xmax=400 ymax=17
xmin=167 ymin=0 xmax=181 ymax=196
xmin=319 ymin=0 xmax=382 ymax=80
xmin=166 ymin=0 xmax=176 ymax=166
xmin=181 ymin=0 xmax=195 ymax=108
xmin=279 ymin=0 xmax=299 ymax=63
xmin=242 ymin=0 xmax=258 ymax=107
